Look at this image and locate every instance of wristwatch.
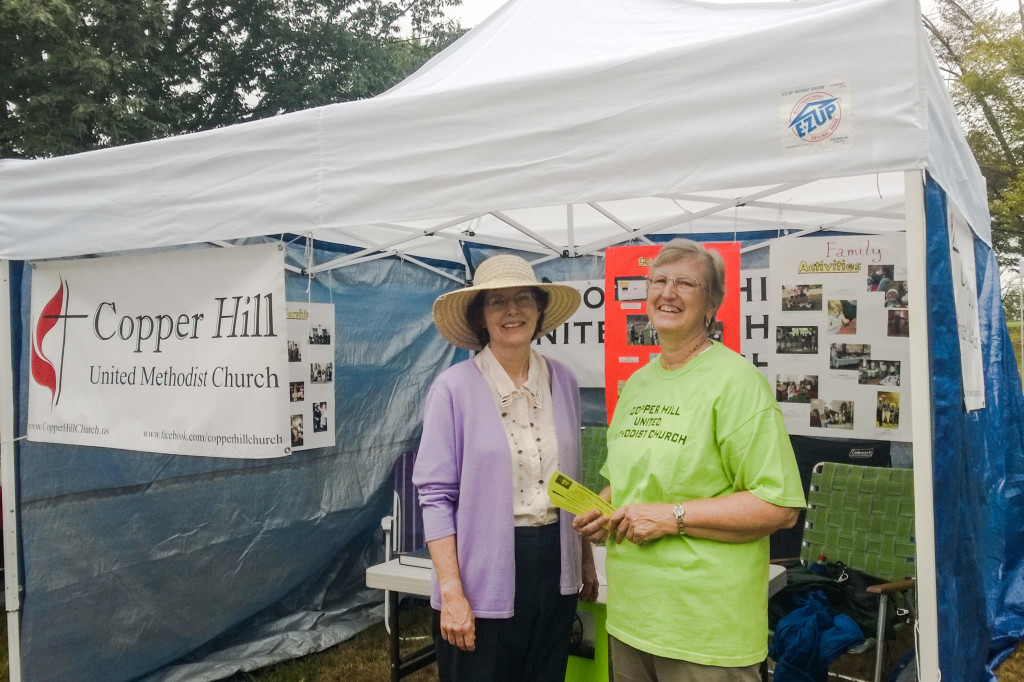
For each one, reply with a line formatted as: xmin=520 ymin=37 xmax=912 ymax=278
xmin=673 ymin=503 xmax=686 ymax=536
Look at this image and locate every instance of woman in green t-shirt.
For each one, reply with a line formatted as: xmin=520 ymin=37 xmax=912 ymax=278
xmin=573 ymin=238 xmax=806 ymax=681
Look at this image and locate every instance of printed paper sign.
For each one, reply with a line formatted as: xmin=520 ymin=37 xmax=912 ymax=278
xmin=28 ymin=244 xmax=289 ymax=457
xmin=948 ymin=206 xmax=985 ymax=411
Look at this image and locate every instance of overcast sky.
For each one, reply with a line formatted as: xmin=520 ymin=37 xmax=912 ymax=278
xmin=446 ymin=0 xmax=1019 ymax=29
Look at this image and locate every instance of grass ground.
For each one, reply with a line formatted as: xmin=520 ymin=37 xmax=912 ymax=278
xmin=0 ymin=580 xmax=1021 ymax=680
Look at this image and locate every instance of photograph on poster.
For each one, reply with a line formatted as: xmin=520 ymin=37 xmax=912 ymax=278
xmin=289 ymin=381 xmax=304 ymax=402
xmin=288 ymin=340 xmax=301 ymax=362
xmin=313 ymin=401 xmax=328 ymax=433
xmin=829 ymin=342 xmax=870 ymax=369
xmin=777 ymin=326 xmax=818 ymax=354
xmin=626 ymin=314 xmax=658 ymax=346
xmin=775 ymin=375 xmax=819 ymax=403
xmin=309 ymin=325 xmax=331 ymax=345
xmin=709 ymin=320 xmax=724 ymax=343
xmin=310 ymin=362 xmax=333 ymax=384
xmin=782 ymin=284 xmax=822 ymax=311
xmin=290 ymin=414 xmax=304 ymax=447
xmin=615 ymin=276 xmax=649 ymax=302
xmin=809 ymin=399 xmax=854 ymax=430
xmin=888 ymin=310 xmax=910 ymax=337
xmin=876 ymin=392 xmax=901 ymax=428
xmin=826 ymin=300 xmax=857 ymax=334
xmin=859 ymin=360 xmax=901 ymax=386
xmin=867 ymin=265 xmax=895 ymax=291
xmin=883 ymin=281 xmax=909 ymax=309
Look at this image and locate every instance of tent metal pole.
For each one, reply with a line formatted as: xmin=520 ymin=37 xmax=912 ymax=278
xmin=0 ymin=259 xmax=24 ymax=682
xmin=576 ymin=182 xmax=804 ymax=254
xmin=903 ymin=170 xmax=940 ymax=680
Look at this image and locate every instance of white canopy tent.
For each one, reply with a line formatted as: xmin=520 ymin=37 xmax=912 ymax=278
xmin=0 ymin=0 xmax=987 ymax=264
xmin=1 ymin=0 xmax=1017 ymax=679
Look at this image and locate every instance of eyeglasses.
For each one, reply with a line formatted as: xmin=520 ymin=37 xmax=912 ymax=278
xmin=484 ymin=291 xmax=540 ymax=311
xmin=646 ymin=274 xmax=705 ymax=292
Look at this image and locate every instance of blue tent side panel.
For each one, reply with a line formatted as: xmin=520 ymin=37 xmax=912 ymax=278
xmin=925 ymin=177 xmax=1024 ymax=680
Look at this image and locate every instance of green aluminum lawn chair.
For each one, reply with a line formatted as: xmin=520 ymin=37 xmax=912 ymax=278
xmin=799 ymin=462 xmax=917 ymax=682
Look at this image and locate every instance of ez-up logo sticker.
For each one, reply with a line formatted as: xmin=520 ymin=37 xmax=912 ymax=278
xmin=781 ymin=79 xmax=852 ymax=155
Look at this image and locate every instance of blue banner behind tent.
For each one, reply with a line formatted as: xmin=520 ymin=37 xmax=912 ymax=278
xmin=925 ymin=178 xmax=1024 ymax=680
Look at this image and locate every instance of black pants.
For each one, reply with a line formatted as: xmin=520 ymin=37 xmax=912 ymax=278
xmin=433 ymin=522 xmax=579 ymax=682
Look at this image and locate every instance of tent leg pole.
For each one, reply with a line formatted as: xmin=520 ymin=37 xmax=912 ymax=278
xmin=904 ymin=171 xmax=939 ymax=681
xmin=0 ymin=259 xmax=23 ymax=682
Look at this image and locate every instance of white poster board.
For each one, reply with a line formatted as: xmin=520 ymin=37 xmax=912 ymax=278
xmin=27 ymin=244 xmax=289 ymax=457
xmin=286 ymin=303 xmax=337 ymax=451
xmin=768 ymin=235 xmax=912 ymax=442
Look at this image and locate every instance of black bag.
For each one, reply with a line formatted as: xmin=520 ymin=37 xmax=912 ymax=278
xmin=769 ymin=561 xmax=906 ymax=639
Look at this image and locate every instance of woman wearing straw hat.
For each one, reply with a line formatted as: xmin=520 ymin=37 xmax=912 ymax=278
xmin=413 ymin=254 xmax=599 ymax=682
xmin=573 ymin=239 xmax=804 ymax=681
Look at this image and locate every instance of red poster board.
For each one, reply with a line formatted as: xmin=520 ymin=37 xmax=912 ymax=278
xmin=604 ymin=243 xmax=741 ymax=420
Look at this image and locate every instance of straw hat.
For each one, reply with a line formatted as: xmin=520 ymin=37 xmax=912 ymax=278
xmin=432 ymin=255 xmax=582 ymax=351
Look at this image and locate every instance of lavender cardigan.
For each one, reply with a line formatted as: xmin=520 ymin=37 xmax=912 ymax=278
xmin=412 ymin=356 xmax=584 ymax=618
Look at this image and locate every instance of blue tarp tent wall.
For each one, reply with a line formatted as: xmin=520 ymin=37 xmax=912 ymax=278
xmin=1 ymin=0 xmax=1023 ymax=679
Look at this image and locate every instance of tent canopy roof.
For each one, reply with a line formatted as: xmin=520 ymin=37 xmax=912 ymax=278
xmin=0 ymin=0 xmax=989 ymax=264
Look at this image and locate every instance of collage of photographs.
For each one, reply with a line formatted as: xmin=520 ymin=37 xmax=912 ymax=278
xmin=287 ymin=306 xmax=336 ymax=451
xmin=772 ymin=248 xmax=910 ymax=440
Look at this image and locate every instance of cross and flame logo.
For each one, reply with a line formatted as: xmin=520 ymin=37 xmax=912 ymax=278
xmin=31 ymin=277 xmax=82 ymax=408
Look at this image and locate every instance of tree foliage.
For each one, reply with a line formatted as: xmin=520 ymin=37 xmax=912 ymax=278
xmin=0 ymin=0 xmax=464 ymax=158
xmin=925 ymin=0 xmax=1024 ymax=274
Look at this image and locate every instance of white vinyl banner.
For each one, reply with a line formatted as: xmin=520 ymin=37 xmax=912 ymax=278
xmin=27 ymin=244 xmax=290 ymax=457
xmin=534 ymin=280 xmax=605 ymax=388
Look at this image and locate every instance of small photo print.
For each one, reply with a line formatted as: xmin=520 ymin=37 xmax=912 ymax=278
xmin=775 ymin=375 xmax=819 ymax=403
xmin=883 ymin=281 xmax=908 ymax=309
xmin=782 ymin=284 xmax=823 ymax=311
xmin=777 ymin=326 xmax=819 ymax=354
xmin=826 ymin=299 xmax=857 ymax=335
xmin=309 ymin=325 xmax=331 ymax=345
xmin=290 ymin=414 xmax=304 ymax=448
xmin=312 ymin=401 xmax=328 ymax=433
xmin=289 ymin=381 xmax=305 ymax=402
xmin=830 ymin=343 xmax=870 ymax=370
xmin=626 ymin=314 xmax=658 ymax=346
xmin=888 ymin=309 xmax=910 ymax=338
xmin=310 ymin=362 xmax=333 ymax=384
xmin=867 ymin=265 xmax=895 ymax=292
xmin=876 ymin=392 xmax=901 ymax=429
xmin=809 ymin=399 xmax=854 ymax=430
xmin=858 ymin=360 xmax=901 ymax=387
xmin=288 ymin=340 xmax=301 ymax=362
xmin=615 ymin=276 xmax=649 ymax=302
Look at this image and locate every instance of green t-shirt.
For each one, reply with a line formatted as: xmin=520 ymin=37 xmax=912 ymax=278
xmin=601 ymin=342 xmax=805 ymax=667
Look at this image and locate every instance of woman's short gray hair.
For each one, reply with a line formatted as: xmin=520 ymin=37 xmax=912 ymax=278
xmin=651 ymin=238 xmax=726 ymax=312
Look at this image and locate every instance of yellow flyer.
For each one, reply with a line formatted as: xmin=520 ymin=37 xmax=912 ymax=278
xmin=547 ymin=472 xmax=615 ymax=517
